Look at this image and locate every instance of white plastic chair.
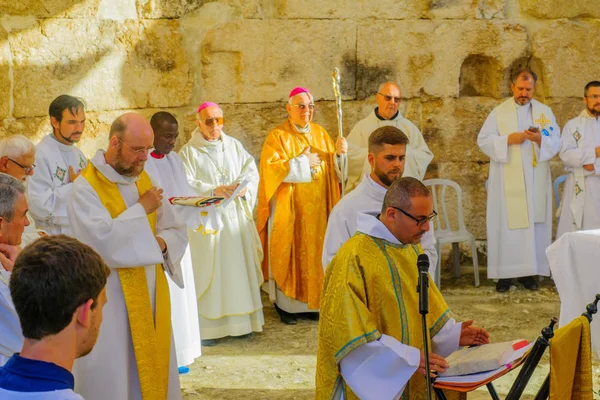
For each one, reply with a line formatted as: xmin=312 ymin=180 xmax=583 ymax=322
xmin=423 ymin=179 xmax=480 ymax=287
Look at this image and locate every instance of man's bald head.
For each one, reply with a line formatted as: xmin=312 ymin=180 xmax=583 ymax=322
xmin=376 ymin=82 xmax=402 ymax=120
xmin=106 ymin=113 xmax=153 ymax=177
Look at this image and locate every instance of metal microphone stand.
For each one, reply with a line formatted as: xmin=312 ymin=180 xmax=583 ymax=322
xmin=417 ymin=255 xmax=434 ymax=400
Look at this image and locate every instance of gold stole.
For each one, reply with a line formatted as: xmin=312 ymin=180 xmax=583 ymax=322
xmin=496 ymin=99 xmax=549 ymax=229
xmin=82 ymin=163 xmax=171 ymax=400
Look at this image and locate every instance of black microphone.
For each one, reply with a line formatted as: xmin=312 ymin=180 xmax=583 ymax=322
xmin=417 ymin=254 xmax=429 ymax=315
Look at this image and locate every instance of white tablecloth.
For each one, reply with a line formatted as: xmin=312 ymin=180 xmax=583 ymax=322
xmin=546 ymin=229 xmax=600 ymax=358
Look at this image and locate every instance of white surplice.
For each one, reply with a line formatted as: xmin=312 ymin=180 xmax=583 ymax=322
xmin=336 ymin=213 xmax=461 ymax=400
xmin=179 ymin=130 xmax=264 ymax=340
xmin=21 ymin=214 xmax=44 ymax=247
xmin=478 ymin=99 xmax=560 ymax=279
xmin=28 ymin=134 xmax=87 ymax=235
xmin=68 ymin=151 xmax=187 ymax=400
xmin=346 ymin=108 xmax=433 ymax=192
xmin=322 ymin=173 xmax=438 ymax=279
xmin=557 ymin=110 xmax=600 ymax=238
xmin=145 ymin=152 xmax=202 ymax=367
xmin=0 ymin=266 xmax=22 ymax=367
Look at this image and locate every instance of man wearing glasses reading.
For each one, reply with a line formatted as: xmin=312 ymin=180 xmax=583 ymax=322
xmin=316 ymin=177 xmax=489 ymax=399
xmin=557 ymin=81 xmax=600 ymax=238
xmin=27 ymin=95 xmax=88 ymax=235
xmin=345 ymin=82 xmax=433 ymax=192
xmin=257 ymin=87 xmax=347 ymax=325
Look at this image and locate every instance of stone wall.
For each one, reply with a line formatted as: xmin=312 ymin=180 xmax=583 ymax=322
xmin=1 ymin=0 xmax=599 ymax=251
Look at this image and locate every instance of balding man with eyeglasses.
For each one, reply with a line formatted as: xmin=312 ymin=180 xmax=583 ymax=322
xmin=346 ymin=82 xmax=433 ymax=192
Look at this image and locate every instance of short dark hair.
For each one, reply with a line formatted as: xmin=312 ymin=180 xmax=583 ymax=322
xmin=48 ymin=95 xmax=85 ymax=123
xmin=584 ymin=81 xmax=600 ymax=97
xmin=150 ymin=112 xmax=178 ymax=132
xmin=368 ymin=126 xmax=409 ymax=153
xmin=382 ymin=177 xmax=430 ymax=214
xmin=511 ymin=69 xmax=538 ymax=84
xmin=10 ymin=235 xmax=111 ymax=340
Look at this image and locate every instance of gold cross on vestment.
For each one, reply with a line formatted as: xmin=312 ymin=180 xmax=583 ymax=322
xmin=535 ymin=113 xmax=551 ymax=129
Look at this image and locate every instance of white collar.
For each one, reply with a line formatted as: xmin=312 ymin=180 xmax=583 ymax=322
xmin=579 ymin=109 xmax=600 ymax=120
xmin=49 ymin=134 xmax=75 ymax=152
xmin=90 ymin=150 xmax=139 ymax=185
xmin=356 ymin=212 xmax=404 ymax=246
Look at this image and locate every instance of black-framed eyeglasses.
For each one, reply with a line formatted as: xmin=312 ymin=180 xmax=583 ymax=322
xmin=391 ymin=206 xmax=437 ymax=227
xmin=6 ymin=158 xmax=35 ymax=174
xmin=377 ymin=93 xmax=401 ymax=103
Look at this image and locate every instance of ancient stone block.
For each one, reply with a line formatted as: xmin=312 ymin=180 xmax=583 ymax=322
xmin=520 ymin=0 xmax=600 ymax=19
xmin=201 ymin=20 xmax=356 ymax=104
xmin=278 ymin=0 xmax=429 ymax=19
xmin=0 ymin=0 xmax=100 ymax=18
xmin=459 ymin=55 xmax=505 ymax=98
xmin=0 ymin=27 xmax=10 ymax=120
xmin=476 ymin=0 xmax=505 ymax=19
xmin=357 ymin=21 xmax=528 ymax=99
xmin=9 ymin=19 xmax=192 ymax=118
xmin=136 ymin=0 xmax=203 ymax=18
xmin=532 ymin=21 xmax=600 ymax=99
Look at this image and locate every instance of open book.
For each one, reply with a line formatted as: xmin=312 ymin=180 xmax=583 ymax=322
xmin=168 ymin=179 xmax=250 ymax=208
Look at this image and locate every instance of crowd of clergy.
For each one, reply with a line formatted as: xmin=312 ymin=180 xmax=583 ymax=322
xmin=0 ymin=67 xmax=597 ymax=399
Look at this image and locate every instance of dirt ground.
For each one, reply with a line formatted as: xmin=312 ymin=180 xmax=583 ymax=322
xmin=180 ymin=267 xmax=600 ymax=399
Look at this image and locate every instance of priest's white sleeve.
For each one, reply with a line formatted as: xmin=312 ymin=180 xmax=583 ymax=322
xmin=560 ymin=121 xmax=596 ymax=168
xmin=431 ymin=318 xmax=462 ymax=358
xmin=67 ymin=179 xmax=165 ymax=269
xmin=538 ymin=115 xmax=560 ymax=162
xmin=322 ymin=206 xmax=352 ymax=269
xmin=405 ymin=126 xmax=434 ymax=180
xmin=283 ymin=155 xmax=311 ymax=183
xmin=179 ymin=148 xmax=216 ymax=196
xmin=333 ymin=153 xmax=348 ymax=183
xmin=27 ymin=154 xmax=72 ymax=228
xmin=421 ymin=226 xmax=438 ymax=282
xmin=477 ymin=111 xmax=510 ymax=163
xmin=339 ymin=334 xmax=420 ymax=400
xmin=0 ymin=281 xmax=23 ymax=364
xmin=155 ymin=196 xmax=188 ymax=287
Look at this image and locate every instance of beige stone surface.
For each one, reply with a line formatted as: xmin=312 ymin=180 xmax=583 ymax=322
xmin=0 ymin=0 xmax=100 ymax=18
xmin=429 ymin=0 xmax=506 ymax=20
xmin=532 ymin=20 xmax=600 ymax=99
xmin=278 ymin=0 xmax=429 ymax=19
xmin=201 ymin=20 xmax=356 ymax=103
xmin=357 ymin=21 xmax=529 ymax=98
xmin=136 ymin=0 xmax=203 ymax=19
xmin=0 ymin=26 xmax=10 ymax=120
xmin=9 ymin=19 xmax=192 ymax=118
xmin=520 ymin=0 xmax=600 ymax=19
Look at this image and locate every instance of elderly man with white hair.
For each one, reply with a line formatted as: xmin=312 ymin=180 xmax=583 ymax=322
xmin=179 ymin=102 xmax=264 ymax=346
xmin=0 ymin=136 xmax=46 ymax=246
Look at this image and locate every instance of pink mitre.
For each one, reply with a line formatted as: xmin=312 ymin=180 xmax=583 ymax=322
xmin=196 ymin=101 xmax=220 ymax=113
xmin=289 ymin=87 xmax=311 ymax=98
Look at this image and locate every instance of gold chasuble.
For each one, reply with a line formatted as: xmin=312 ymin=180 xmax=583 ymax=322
xmin=257 ymin=120 xmax=341 ymax=309
xmin=82 ymin=163 xmax=172 ymax=400
xmin=316 ymin=233 xmax=451 ymax=400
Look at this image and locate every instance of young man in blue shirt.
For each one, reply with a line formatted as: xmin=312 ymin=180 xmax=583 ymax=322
xmin=0 ymin=235 xmax=110 ymax=399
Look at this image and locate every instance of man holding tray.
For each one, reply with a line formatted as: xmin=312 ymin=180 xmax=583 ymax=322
xmin=179 ymin=102 xmax=264 ymax=346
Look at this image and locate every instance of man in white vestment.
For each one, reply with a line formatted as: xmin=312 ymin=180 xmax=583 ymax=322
xmin=179 ymin=102 xmax=264 ymax=346
xmin=0 ymin=179 xmax=30 ymax=366
xmin=322 ymin=126 xmax=438 ymax=277
xmin=68 ymin=113 xmax=187 ymax=400
xmin=145 ymin=111 xmax=201 ymax=371
xmin=478 ymin=69 xmax=560 ymax=292
xmin=557 ymin=81 xmax=600 ymax=238
xmin=0 ymin=136 xmax=47 ymax=246
xmin=346 ymin=81 xmax=433 ymax=191
xmin=28 ymin=95 xmax=88 ymax=235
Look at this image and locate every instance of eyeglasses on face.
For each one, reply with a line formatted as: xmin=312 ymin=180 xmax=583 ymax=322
xmin=117 ymin=137 xmax=153 ymax=155
xmin=585 ymin=94 xmax=600 ymax=100
xmin=290 ymin=103 xmax=315 ymax=111
xmin=377 ymin=93 xmax=401 ymax=103
xmin=391 ymin=206 xmax=437 ymax=227
xmin=204 ymin=117 xmax=224 ymax=127
xmin=6 ymin=158 xmax=35 ymax=174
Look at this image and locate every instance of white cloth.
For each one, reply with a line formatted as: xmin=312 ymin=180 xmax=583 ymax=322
xmin=322 ymin=174 xmax=438 ymax=278
xmin=546 ymin=229 xmax=600 ymax=358
xmin=21 ymin=214 xmax=45 ymax=248
xmin=346 ymin=109 xmax=433 ymax=191
xmin=145 ymin=152 xmax=202 ymax=367
xmin=28 ymin=135 xmax=87 ymax=235
xmin=477 ymin=99 xmax=560 ymax=279
xmin=335 ymin=213 xmax=462 ymax=400
xmin=557 ymin=110 xmax=600 ymax=238
xmin=179 ymin=131 xmax=264 ymax=340
xmin=0 ymin=267 xmax=22 ymax=366
xmin=0 ymin=388 xmax=84 ymax=399
xmin=68 ymin=150 xmax=186 ymax=400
